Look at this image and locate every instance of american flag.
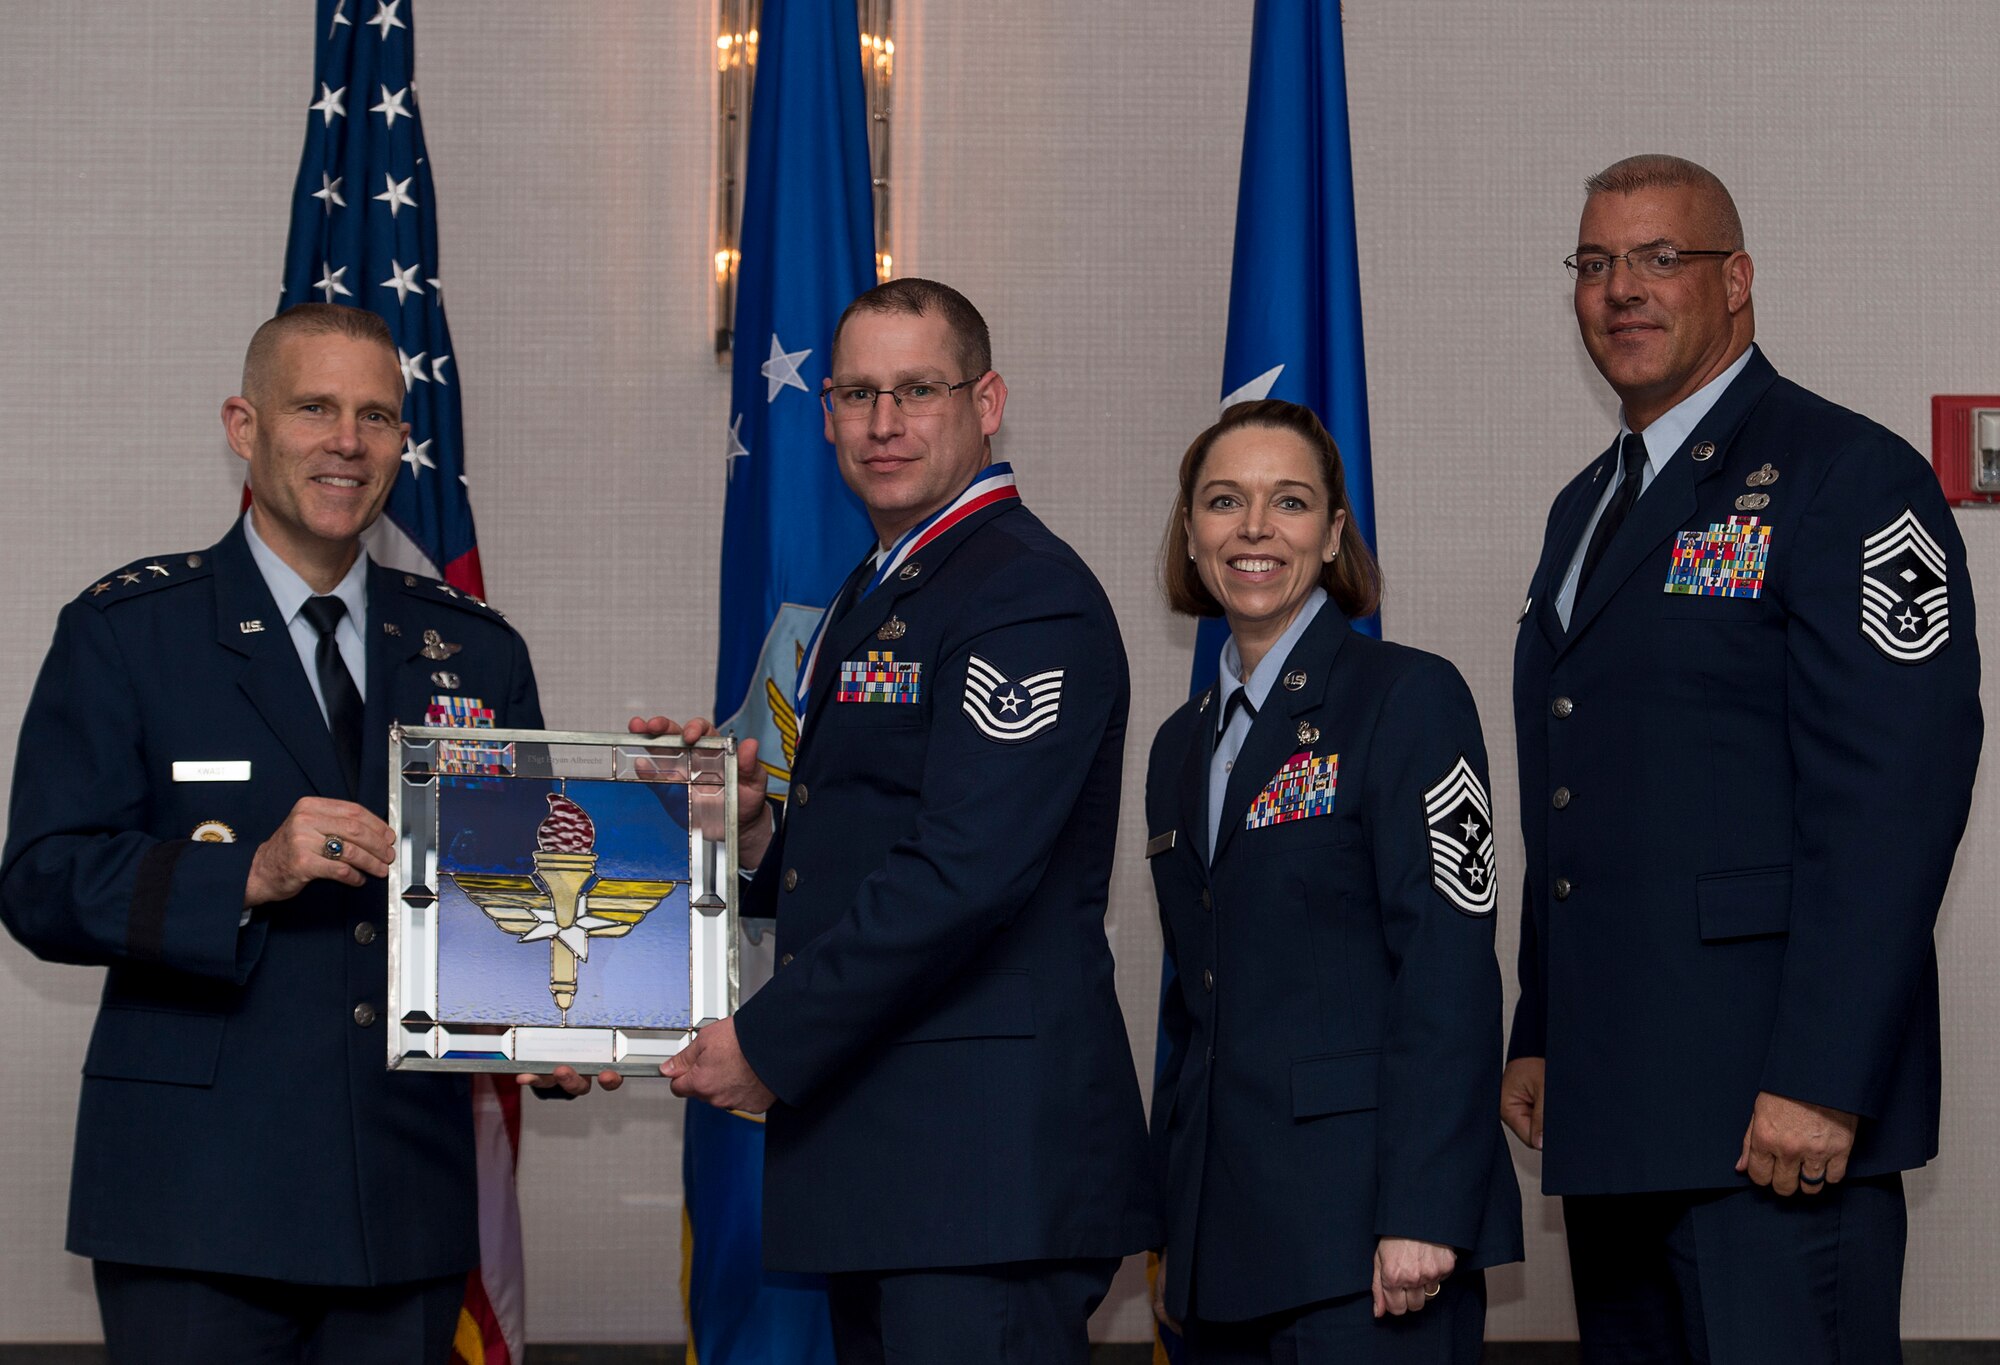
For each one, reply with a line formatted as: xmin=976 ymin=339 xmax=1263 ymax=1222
xmin=279 ymin=0 xmax=485 ymax=594
xmin=275 ymin=4 xmax=522 ymax=1363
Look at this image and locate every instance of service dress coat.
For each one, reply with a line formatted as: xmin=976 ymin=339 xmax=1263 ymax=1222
xmin=1 ymin=520 xmax=543 ymax=1285
xmin=1146 ymin=606 xmax=1523 ymax=1325
xmin=1510 ymin=348 xmax=1983 ymax=1197
xmin=732 ymin=497 xmax=1160 ymax=1275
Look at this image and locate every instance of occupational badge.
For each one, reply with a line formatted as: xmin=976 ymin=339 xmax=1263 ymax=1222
xmin=837 ymin=651 xmax=922 ymax=703
xmin=877 ymin=615 xmax=908 ymax=641
xmin=962 ymin=653 xmax=1062 ymax=743
xmin=1424 ymin=755 xmax=1497 ymax=916
xmin=1861 ymin=507 xmax=1950 ymax=663
xmin=421 ymin=629 xmax=462 ymax=661
xmin=432 ymin=671 xmax=461 ymax=690
xmin=190 ymin=820 xmax=236 ymax=843
xmin=1664 ymin=516 xmax=1771 ymax=599
xmin=1244 ymin=751 xmax=1338 ymax=830
xmin=1746 ymin=462 xmax=1780 ymax=487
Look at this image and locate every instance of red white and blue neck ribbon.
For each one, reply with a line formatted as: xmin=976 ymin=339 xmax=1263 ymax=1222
xmin=794 ymin=463 xmax=1021 ymax=718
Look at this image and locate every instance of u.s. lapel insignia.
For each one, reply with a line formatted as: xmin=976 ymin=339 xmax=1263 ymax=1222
xmin=1282 ymin=669 xmax=1307 ymax=691
xmin=239 ymin=619 xmax=265 ymax=634
xmin=1735 ymin=493 xmax=1771 ymax=512
xmin=432 ymin=670 xmax=461 ymax=689
xmin=1690 ymin=440 xmax=1716 ymax=462
xmin=1746 ymin=463 xmax=1780 ymax=487
xmin=963 ymin=653 xmax=1062 ymax=742
xmin=1296 ymin=721 xmax=1320 ymax=745
xmin=899 ymin=561 xmax=922 ymax=581
xmin=383 ymin=622 xmax=402 ymax=637
xmin=421 ymin=629 xmax=462 ymax=661
xmin=1861 ymin=507 xmax=1950 ymax=664
xmin=1424 ymin=755 xmax=1497 ymax=915
xmin=190 ymin=820 xmax=237 ymax=843
xmin=877 ymin=615 xmax=907 ymax=641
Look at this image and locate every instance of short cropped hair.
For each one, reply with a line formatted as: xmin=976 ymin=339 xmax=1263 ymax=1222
xmin=1584 ymin=154 xmax=1745 ymax=251
xmin=832 ymin=277 xmax=992 ymax=380
xmin=1161 ymin=399 xmax=1382 ymax=621
xmin=241 ymin=304 xmax=400 ymax=403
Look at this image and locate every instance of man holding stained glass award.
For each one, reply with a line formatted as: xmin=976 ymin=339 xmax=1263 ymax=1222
xmin=0 ymin=304 xmax=564 ymax=1365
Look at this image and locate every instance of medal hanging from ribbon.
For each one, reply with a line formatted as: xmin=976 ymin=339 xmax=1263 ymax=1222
xmin=793 ymin=463 xmax=1021 ymax=720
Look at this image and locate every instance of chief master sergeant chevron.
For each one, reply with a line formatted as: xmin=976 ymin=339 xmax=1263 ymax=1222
xmin=642 ymin=278 xmax=1159 ymax=1365
xmin=1502 ymin=155 xmax=1983 ymax=1362
xmin=0 ymin=303 xmax=555 ymax=1365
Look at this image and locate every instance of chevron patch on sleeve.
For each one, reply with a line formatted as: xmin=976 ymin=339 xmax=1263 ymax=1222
xmin=962 ymin=653 xmax=1063 ymax=743
xmin=1861 ymin=507 xmax=1950 ymax=664
xmin=1424 ymin=755 xmax=1497 ymax=916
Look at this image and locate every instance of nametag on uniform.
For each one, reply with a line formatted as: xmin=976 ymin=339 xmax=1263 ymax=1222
xmin=1664 ymin=516 xmax=1771 ymax=598
xmin=837 ymin=652 xmax=922 ymax=703
xmin=172 ymin=760 xmax=251 ymax=782
xmin=1245 ymin=751 xmax=1339 ymax=830
xmin=1145 ymin=831 xmax=1177 ymax=858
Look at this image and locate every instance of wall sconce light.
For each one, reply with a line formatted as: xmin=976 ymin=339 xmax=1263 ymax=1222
xmin=714 ymin=1 xmax=893 ymax=360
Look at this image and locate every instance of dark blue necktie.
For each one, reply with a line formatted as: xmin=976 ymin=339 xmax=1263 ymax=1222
xmin=1577 ymin=431 xmax=1651 ymax=596
xmin=301 ymin=595 xmax=363 ymax=798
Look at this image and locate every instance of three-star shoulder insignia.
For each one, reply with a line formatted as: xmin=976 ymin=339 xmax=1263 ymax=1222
xmin=79 ymin=552 xmax=208 ymax=608
xmin=397 ymin=572 xmax=510 ymax=624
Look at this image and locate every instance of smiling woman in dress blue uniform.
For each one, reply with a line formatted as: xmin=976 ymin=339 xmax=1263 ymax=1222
xmin=1145 ymin=400 xmax=1521 ymax=1364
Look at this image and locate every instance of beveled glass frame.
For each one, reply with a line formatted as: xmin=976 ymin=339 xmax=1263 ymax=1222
xmin=386 ymin=725 xmax=738 ymax=1074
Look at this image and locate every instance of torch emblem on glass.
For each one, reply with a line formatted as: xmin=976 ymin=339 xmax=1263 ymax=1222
xmin=447 ymin=788 xmax=680 ymax=1023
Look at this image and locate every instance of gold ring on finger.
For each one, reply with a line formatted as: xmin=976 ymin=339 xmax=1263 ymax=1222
xmin=1423 ymin=1283 xmax=1441 ymax=1298
xmin=323 ymin=836 xmax=344 ymax=860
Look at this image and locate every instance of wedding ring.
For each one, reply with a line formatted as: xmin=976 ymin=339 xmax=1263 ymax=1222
xmin=1423 ymin=1283 xmax=1441 ymax=1298
xmin=324 ymin=837 xmax=344 ymax=861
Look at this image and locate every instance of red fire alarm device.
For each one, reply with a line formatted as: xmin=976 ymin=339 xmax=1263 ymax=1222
xmin=1931 ymin=395 xmax=2000 ymax=505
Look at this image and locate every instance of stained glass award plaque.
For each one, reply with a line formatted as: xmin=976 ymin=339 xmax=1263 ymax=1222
xmin=386 ymin=725 xmax=738 ymax=1074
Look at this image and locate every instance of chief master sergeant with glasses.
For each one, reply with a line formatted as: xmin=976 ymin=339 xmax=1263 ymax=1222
xmin=1502 ymin=155 xmax=1982 ymax=1362
xmin=635 ymin=278 xmax=1158 ymax=1365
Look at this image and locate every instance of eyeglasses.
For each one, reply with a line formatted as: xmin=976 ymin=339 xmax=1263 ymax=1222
xmin=1565 ymin=247 xmax=1733 ymax=283
xmin=819 ymin=374 xmax=985 ymax=421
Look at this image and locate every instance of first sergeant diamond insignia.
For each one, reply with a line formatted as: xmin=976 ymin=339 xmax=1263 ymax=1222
xmin=1424 ymin=755 xmax=1498 ymax=916
xmin=963 ymin=653 xmax=1063 ymax=743
xmin=1861 ymin=507 xmax=1950 ymax=664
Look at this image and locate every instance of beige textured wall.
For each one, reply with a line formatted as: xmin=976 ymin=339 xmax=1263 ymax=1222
xmin=0 ymin=0 xmax=1993 ymax=1345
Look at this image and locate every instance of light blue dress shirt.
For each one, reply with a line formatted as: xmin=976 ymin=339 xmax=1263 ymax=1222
xmin=1208 ymin=586 xmax=1328 ymax=861
xmin=1554 ymin=344 xmax=1758 ymax=628
xmin=242 ymin=512 xmax=369 ymax=723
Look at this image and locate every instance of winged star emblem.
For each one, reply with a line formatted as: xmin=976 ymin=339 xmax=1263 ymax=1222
xmin=448 ymin=789 xmax=678 ymax=1023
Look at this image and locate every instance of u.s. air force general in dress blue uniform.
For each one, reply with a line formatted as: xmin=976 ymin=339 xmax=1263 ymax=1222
xmin=1511 ymin=345 xmax=1983 ymax=1361
xmin=727 ymin=473 xmax=1159 ymax=1363
xmin=1147 ymin=590 xmax=1522 ymax=1361
xmin=0 ymin=517 xmax=541 ymax=1344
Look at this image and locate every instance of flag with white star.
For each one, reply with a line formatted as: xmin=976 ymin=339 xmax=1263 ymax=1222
xmin=278 ymin=0 xmax=483 ymax=595
xmin=1189 ymin=0 xmax=1382 ymax=696
xmin=695 ymin=2 xmax=864 ymax=1363
xmin=711 ymin=0 xmax=877 ymax=778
